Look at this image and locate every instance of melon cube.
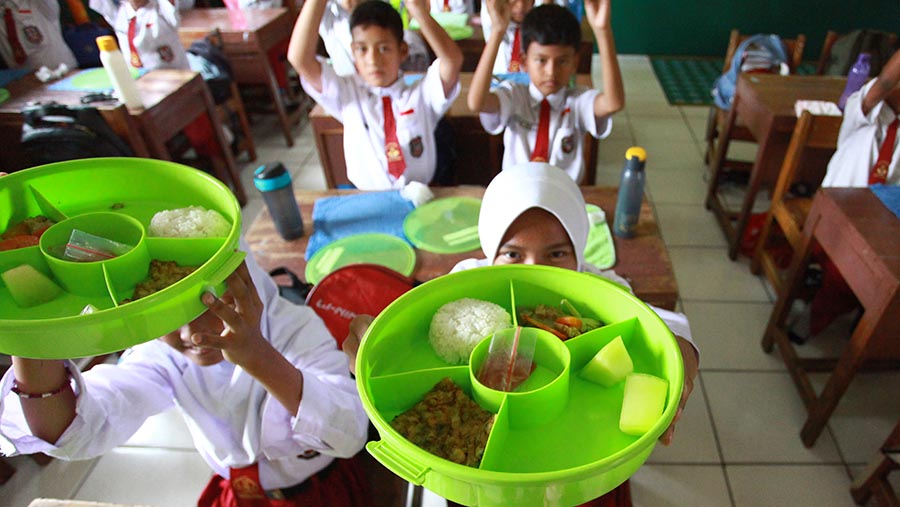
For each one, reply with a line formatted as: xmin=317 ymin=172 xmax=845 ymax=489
xmin=580 ymin=335 xmax=633 ymax=387
xmin=2 ymin=264 xmax=63 ymax=308
xmin=619 ymin=373 xmax=669 ymax=436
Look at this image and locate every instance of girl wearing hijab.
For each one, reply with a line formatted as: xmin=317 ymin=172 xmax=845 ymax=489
xmin=0 ymin=246 xmax=370 ymax=507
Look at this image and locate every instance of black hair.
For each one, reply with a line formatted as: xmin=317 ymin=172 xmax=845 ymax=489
xmin=521 ymin=4 xmax=581 ymax=53
xmin=349 ymin=0 xmax=404 ymax=45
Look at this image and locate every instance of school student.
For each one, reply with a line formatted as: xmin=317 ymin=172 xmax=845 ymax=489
xmin=89 ymin=0 xmax=190 ymax=71
xmin=468 ymin=0 xmax=624 ymax=183
xmin=478 ymin=0 xmax=533 ymax=74
xmin=0 ymin=0 xmax=78 ymax=71
xmin=429 ymin=0 xmax=473 ymax=15
xmin=823 ymin=47 xmax=900 ymax=187
xmin=289 ymin=0 xmax=463 ymax=189
xmin=0 ymin=255 xmax=370 ymax=507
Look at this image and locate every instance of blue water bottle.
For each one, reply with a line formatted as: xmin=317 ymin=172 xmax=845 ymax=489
xmin=613 ymin=147 xmax=647 ymax=238
xmin=838 ymin=52 xmax=872 ymax=111
xmin=254 ymin=162 xmax=304 ymax=240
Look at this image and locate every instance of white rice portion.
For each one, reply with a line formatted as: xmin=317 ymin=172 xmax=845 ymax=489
xmin=429 ymin=298 xmax=512 ymax=364
xmin=149 ymin=206 xmax=231 ymax=238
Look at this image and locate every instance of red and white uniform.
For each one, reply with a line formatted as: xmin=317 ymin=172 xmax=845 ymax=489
xmin=428 ymin=0 xmax=473 ymax=14
xmin=0 ymin=0 xmax=77 ymax=70
xmin=302 ymin=58 xmax=460 ymax=190
xmin=823 ymin=78 xmax=900 ymax=187
xmin=480 ymin=82 xmax=612 ymax=183
xmin=89 ymin=0 xmax=189 ymax=70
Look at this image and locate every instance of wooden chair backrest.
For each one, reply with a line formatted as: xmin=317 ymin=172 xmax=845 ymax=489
xmin=722 ymin=29 xmax=807 ymax=74
xmin=770 ymin=111 xmax=842 ymax=210
xmin=815 ymin=30 xmax=899 ymax=75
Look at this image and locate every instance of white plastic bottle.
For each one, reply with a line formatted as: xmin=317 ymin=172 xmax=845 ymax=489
xmin=95 ymin=35 xmax=144 ymax=109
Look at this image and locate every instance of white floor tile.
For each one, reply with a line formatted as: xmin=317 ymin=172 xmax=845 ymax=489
xmin=668 ymin=247 xmax=770 ymax=302
xmin=727 ymin=464 xmax=853 ymax=507
xmin=681 ymin=301 xmax=783 ymax=372
xmin=647 ymin=376 xmax=720 ymax=464
xmin=703 ymin=371 xmax=843 ymax=463
xmin=631 ymin=117 xmax=697 ymax=144
xmin=820 ymin=371 xmax=900 ymax=464
xmin=72 ymin=448 xmax=211 ymax=507
xmin=631 ymin=464 xmax=732 ymax=507
xmin=654 ymin=204 xmax=724 ymax=245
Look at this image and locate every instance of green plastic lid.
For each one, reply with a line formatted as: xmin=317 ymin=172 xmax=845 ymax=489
xmin=584 ymin=204 xmax=616 ymax=269
xmin=305 ymin=233 xmax=415 ymax=285
xmin=403 ymin=197 xmax=481 ymax=254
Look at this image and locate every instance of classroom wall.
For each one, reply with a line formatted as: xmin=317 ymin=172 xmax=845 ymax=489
xmin=612 ymin=0 xmax=900 ymax=59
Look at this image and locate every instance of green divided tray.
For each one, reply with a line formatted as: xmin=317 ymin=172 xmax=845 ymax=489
xmin=357 ymin=264 xmax=684 ymax=507
xmin=0 ymin=158 xmax=243 ymax=359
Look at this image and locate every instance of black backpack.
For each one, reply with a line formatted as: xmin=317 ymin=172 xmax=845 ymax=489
xmin=186 ymin=37 xmax=234 ymax=105
xmin=20 ymin=103 xmax=133 ymax=166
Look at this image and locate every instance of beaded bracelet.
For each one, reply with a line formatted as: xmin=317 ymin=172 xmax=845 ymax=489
xmin=11 ymin=373 xmax=71 ymax=399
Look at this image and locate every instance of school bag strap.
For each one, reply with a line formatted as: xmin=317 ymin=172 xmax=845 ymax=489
xmin=712 ymin=34 xmax=789 ymax=110
xmin=19 ymin=102 xmax=134 ymax=166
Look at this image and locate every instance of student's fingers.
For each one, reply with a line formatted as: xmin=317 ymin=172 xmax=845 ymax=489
xmin=200 ymin=291 xmax=241 ymax=338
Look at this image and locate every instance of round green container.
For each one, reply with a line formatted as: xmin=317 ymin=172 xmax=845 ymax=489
xmin=357 ymin=265 xmax=684 ymax=507
xmin=0 ymin=158 xmax=243 ymax=359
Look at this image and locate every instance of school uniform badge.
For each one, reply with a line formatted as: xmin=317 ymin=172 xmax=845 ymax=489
xmin=23 ymin=26 xmax=43 ymax=45
xmin=561 ymin=135 xmax=575 ymax=154
xmin=409 ymin=136 xmax=423 ymax=158
xmin=158 ymin=45 xmax=174 ymax=63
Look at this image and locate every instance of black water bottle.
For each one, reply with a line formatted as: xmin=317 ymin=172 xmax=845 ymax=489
xmin=613 ymin=147 xmax=647 ymax=238
xmin=254 ymin=162 xmax=304 ymax=240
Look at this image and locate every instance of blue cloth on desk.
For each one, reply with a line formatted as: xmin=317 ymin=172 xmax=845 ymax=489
xmin=871 ymin=184 xmax=900 ymax=221
xmin=47 ymin=68 xmax=149 ymax=92
xmin=305 ymin=191 xmax=415 ymax=260
xmin=0 ymin=69 xmax=29 ymax=88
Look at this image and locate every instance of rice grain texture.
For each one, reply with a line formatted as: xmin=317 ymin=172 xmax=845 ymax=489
xmin=429 ymin=298 xmax=512 ymax=364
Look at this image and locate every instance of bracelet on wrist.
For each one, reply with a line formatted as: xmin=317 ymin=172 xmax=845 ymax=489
xmin=11 ymin=371 xmax=72 ymax=399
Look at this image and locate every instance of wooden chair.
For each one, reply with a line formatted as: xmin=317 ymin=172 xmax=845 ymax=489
xmin=704 ymin=29 xmax=807 ymax=170
xmin=749 ymin=111 xmax=841 ymax=295
xmin=179 ymin=28 xmax=257 ymax=163
xmin=816 ymin=30 xmax=899 ymax=75
xmin=851 ymin=418 xmax=900 ymax=506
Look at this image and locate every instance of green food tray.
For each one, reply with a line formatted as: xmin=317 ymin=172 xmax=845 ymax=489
xmin=357 ymin=264 xmax=683 ymax=507
xmin=0 ymin=158 xmax=243 ymax=359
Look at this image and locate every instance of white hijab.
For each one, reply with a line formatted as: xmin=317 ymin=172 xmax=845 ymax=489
xmin=478 ymin=162 xmax=589 ymax=270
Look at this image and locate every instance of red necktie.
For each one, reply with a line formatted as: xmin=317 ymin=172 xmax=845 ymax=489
xmin=531 ymin=99 xmax=550 ymax=162
xmin=443 ymin=0 xmax=450 ymax=11
xmin=3 ymin=8 xmax=26 ymax=65
xmin=870 ymin=118 xmax=899 ymax=185
xmin=127 ymin=16 xmax=143 ymax=68
xmin=383 ymin=96 xmax=406 ymax=179
xmin=509 ymin=26 xmax=521 ymax=72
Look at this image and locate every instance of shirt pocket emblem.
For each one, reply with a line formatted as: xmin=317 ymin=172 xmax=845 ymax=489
xmin=409 ymin=136 xmax=424 ymax=158
xmin=561 ymin=134 xmax=575 ymax=154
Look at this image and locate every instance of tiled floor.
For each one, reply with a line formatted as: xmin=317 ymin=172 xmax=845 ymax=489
xmin=4 ymin=55 xmax=900 ymax=507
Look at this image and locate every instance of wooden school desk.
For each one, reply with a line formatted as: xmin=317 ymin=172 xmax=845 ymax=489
xmin=244 ymin=185 xmax=679 ymax=311
xmin=309 ymin=73 xmax=599 ymax=188
xmin=762 ymin=188 xmax=900 ymax=447
xmin=705 ymin=73 xmax=846 ymax=259
xmin=0 ymin=69 xmax=246 ymax=205
xmin=179 ymin=7 xmax=299 ymax=147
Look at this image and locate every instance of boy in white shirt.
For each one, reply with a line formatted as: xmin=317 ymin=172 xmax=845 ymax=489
xmin=823 ymin=48 xmax=900 ymax=187
xmin=0 ymin=0 xmax=77 ymax=71
xmin=290 ymin=0 xmax=463 ymax=189
xmin=468 ymin=0 xmax=623 ymax=183
xmin=89 ymin=0 xmax=190 ymax=71
xmin=478 ymin=0 xmax=533 ymax=74
xmin=430 ymin=0 xmax=473 ymax=14
xmin=1 ymin=257 xmax=370 ymax=507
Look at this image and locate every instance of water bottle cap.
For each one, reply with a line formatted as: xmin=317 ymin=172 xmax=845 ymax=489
xmin=253 ymin=163 xmax=292 ymax=191
xmin=625 ymin=146 xmax=647 ymax=162
xmin=96 ymin=36 xmax=118 ymax=52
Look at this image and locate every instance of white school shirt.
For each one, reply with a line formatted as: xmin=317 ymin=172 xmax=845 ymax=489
xmin=0 ymin=254 xmax=369 ymax=490
xmin=823 ymin=79 xmax=900 ymax=188
xmin=90 ymin=0 xmax=190 ymax=71
xmin=479 ymin=17 xmax=520 ymax=75
xmin=480 ymin=81 xmax=611 ymax=183
xmin=0 ymin=0 xmax=77 ymax=70
xmin=429 ymin=0 xmax=473 ymax=14
xmin=302 ymin=58 xmax=460 ymax=190
xmin=318 ymin=0 xmax=356 ymax=76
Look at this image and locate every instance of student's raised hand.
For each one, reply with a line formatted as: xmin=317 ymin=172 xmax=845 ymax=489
xmin=405 ymin=0 xmax=430 ymax=22
xmin=343 ymin=314 xmax=374 ymax=375
xmin=192 ymin=262 xmax=267 ymax=368
xmin=485 ymin=0 xmax=512 ymax=34
xmin=583 ymin=0 xmax=612 ymax=31
xmin=659 ymin=336 xmax=699 ymax=445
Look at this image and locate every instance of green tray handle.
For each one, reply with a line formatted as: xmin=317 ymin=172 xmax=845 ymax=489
xmin=203 ymin=249 xmax=247 ymax=297
xmin=367 ymin=439 xmax=430 ymax=485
